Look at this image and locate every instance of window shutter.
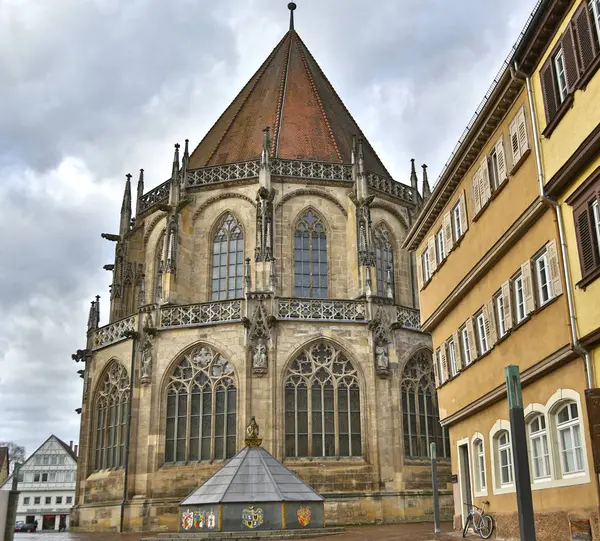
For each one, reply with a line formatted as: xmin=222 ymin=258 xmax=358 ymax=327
xmin=428 ymin=236 xmax=437 ymax=274
xmin=509 ymin=117 xmax=521 ymax=167
xmin=540 ymin=58 xmax=558 ymax=124
xmin=433 ymin=348 xmax=440 ymax=387
xmin=481 ymin=304 xmax=491 ymax=351
xmin=472 ymin=168 xmax=482 ymax=215
xmin=481 ymin=158 xmax=492 ymax=205
xmin=466 ymin=317 xmax=478 ymax=360
xmin=453 ymin=331 xmax=463 ymax=371
xmin=517 ymin=107 xmax=530 ymax=157
xmin=502 ymin=280 xmax=513 ymax=330
xmin=487 ymin=299 xmax=498 ymax=347
xmin=573 ymin=3 xmax=597 ymax=72
xmin=415 ymin=252 xmax=423 ymax=290
xmin=459 ymin=192 xmax=469 ymax=233
xmin=521 ymin=260 xmax=535 ymax=315
xmin=443 ymin=212 xmax=454 ymax=252
xmin=574 ymin=203 xmax=597 ymax=277
xmin=546 ymin=239 xmax=563 ymax=297
xmin=440 ymin=345 xmax=449 ymax=383
xmin=563 ymin=26 xmax=581 ymax=91
xmin=584 ymin=388 xmax=600 ymax=474
xmin=495 ymin=137 xmax=508 ymax=185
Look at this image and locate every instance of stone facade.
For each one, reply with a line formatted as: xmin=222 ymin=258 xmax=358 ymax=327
xmin=71 ymin=13 xmax=451 ymax=533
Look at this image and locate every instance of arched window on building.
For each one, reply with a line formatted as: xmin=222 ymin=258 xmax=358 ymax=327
xmin=154 ymin=230 xmax=165 ymax=303
xmin=401 ymin=350 xmax=450 ymax=459
xmin=374 ymin=225 xmax=395 ymax=299
xmin=284 ymin=342 xmax=361 ymax=458
xmin=294 ymin=210 xmax=328 ymax=298
xmin=212 ymin=214 xmax=244 ymax=300
xmin=164 ymin=345 xmax=237 ymax=463
xmin=94 ymin=362 xmax=130 ymax=471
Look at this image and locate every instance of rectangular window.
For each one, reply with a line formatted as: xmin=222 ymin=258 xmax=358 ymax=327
xmin=554 ymin=49 xmax=568 ymax=103
xmin=453 ymin=203 xmax=463 ymax=239
xmin=461 ymin=327 xmax=472 ymax=366
xmin=495 ymin=294 xmax=506 ymax=338
xmin=56 ymin=496 xmax=62 ymax=504
xmin=34 ymin=473 xmax=40 ymax=482
xmin=41 ymin=473 xmax=48 ymax=482
xmin=536 ymin=252 xmax=553 ymax=305
xmin=514 ymin=275 xmax=526 ymax=323
xmin=448 ymin=340 xmax=457 ymax=377
xmin=34 ymin=497 xmax=40 ymax=505
xmin=529 ymin=416 xmax=551 ymax=480
xmin=48 ymin=472 xmax=56 ymax=482
xmin=66 ymin=496 xmax=73 ymax=504
xmin=58 ymin=456 xmax=65 ymax=465
xmin=23 ymin=497 xmax=30 ymax=505
xmin=488 ymin=147 xmax=500 ymax=190
xmin=35 ymin=456 xmax=42 ymax=465
xmin=498 ymin=432 xmax=514 ymax=487
xmin=45 ymin=497 xmax=51 ymax=505
xmin=50 ymin=455 xmax=57 ymax=465
xmin=423 ymin=251 xmax=431 ymax=282
xmin=42 ymin=456 xmax=49 ymax=465
xmin=476 ymin=313 xmax=489 ymax=355
xmin=436 ymin=228 xmax=445 ymax=262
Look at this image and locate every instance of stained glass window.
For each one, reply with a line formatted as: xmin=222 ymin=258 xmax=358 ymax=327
xmin=212 ymin=214 xmax=244 ymax=300
xmin=294 ymin=210 xmax=328 ymax=298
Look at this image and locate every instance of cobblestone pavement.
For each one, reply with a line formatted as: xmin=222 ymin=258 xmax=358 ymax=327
xmin=12 ymin=522 xmax=458 ymax=541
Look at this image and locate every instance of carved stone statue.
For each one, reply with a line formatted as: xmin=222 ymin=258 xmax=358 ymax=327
xmin=244 ymin=416 xmax=262 ymax=447
xmin=253 ymin=341 xmax=268 ymax=369
xmin=376 ymin=344 xmax=389 ymax=372
xmin=140 ymin=336 xmax=153 ymax=384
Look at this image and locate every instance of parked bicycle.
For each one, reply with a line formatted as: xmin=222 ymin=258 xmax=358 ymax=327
xmin=462 ymin=500 xmax=494 ymax=539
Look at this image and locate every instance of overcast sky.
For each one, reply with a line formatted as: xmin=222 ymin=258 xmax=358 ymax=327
xmin=0 ymin=0 xmax=537 ymax=457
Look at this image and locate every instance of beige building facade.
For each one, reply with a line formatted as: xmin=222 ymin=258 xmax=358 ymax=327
xmin=404 ymin=1 xmax=600 ymax=539
xmin=71 ymin=11 xmax=452 ymax=533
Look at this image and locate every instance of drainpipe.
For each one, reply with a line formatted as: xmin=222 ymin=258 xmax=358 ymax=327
xmin=511 ymin=62 xmax=593 ymax=389
xmin=120 ymin=330 xmax=139 ymax=532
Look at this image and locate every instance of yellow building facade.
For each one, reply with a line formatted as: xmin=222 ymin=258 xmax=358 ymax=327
xmin=404 ymin=1 xmax=600 ymax=539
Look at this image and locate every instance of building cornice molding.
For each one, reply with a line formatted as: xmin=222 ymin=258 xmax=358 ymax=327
xmin=421 ymin=198 xmax=548 ymax=332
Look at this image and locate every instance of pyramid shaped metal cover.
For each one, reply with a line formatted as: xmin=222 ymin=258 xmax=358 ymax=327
xmin=181 ymin=446 xmax=323 ymax=505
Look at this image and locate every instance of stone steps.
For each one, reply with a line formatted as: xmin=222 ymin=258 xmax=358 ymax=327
xmin=141 ymin=526 xmax=344 ymax=541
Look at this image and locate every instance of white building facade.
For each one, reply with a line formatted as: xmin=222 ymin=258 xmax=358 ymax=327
xmin=1 ymin=435 xmax=77 ymax=531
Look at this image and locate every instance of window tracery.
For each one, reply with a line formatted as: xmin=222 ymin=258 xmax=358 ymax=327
xmin=294 ymin=210 xmax=328 ymax=298
xmin=212 ymin=214 xmax=244 ymax=300
xmin=284 ymin=342 xmax=361 ymax=458
xmin=94 ymin=362 xmax=130 ymax=470
xmin=164 ymin=345 xmax=237 ymax=463
xmin=401 ymin=351 xmax=449 ymax=458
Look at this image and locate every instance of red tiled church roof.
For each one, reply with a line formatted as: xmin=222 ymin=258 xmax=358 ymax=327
xmin=189 ymin=23 xmax=391 ymax=178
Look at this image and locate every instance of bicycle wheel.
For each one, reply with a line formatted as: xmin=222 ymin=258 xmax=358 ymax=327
xmin=478 ymin=514 xmax=494 ymax=539
xmin=462 ymin=516 xmax=471 ymax=538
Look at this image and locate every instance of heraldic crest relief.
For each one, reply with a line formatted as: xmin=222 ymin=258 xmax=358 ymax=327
xmin=181 ymin=509 xmax=216 ymax=531
xmin=297 ymin=506 xmax=312 ymax=527
xmin=241 ymin=505 xmax=264 ymax=529
xmin=181 ymin=509 xmax=193 ymax=530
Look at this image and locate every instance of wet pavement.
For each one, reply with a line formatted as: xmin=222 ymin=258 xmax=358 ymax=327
xmin=12 ymin=522 xmax=459 ymax=541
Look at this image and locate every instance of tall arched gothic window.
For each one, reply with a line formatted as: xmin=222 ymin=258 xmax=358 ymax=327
xmin=374 ymin=225 xmax=395 ymax=299
xmin=94 ymin=362 xmax=130 ymax=471
xmin=284 ymin=342 xmax=361 ymax=458
xmin=212 ymin=214 xmax=244 ymax=300
xmin=294 ymin=210 xmax=328 ymax=298
xmin=154 ymin=231 xmax=165 ymax=303
xmin=401 ymin=351 xmax=449 ymax=459
xmin=164 ymin=345 xmax=237 ymax=463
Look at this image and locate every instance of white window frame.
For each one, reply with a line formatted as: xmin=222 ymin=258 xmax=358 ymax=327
xmin=554 ymin=49 xmax=568 ymax=103
xmin=536 ymin=252 xmax=553 ymax=306
xmin=528 ymin=414 xmax=551 ymax=481
xmin=453 ymin=203 xmax=463 ymax=240
xmin=423 ymin=251 xmax=431 ymax=282
xmin=514 ymin=274 xmax=526 ymax=323
xmin=592 ymin=200 xmax=600 ymax=247
xmin=461 ymin=327 xmax=472 ymax=366
xmin=448 ymin=339 xmax=457 ymax=377
xmin=476 ymin=313 xmax=489 ymax=355
xmin=591 ymin=0 xmax=600 ymax=43
xmin=495 ymin=294 xmax=506 ymax=338
xmin=471 ymin=434 xmax=487 ymax=496
xmin=436 ymin=228 xmax=446 ymax=262
xmin=23 ymin=497 xmax=30 ymax=505
xmin=488 ymin=147 xmax=499 ymax=191
xmin=556 ymin=402 xmax=585 ymax=476
xmin=498 ymin=431 xmax=514 ymax=488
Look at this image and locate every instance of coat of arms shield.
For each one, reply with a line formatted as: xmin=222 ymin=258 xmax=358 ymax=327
xmin=181 ymin=510 xmax=193 ymax=530
xmin=297 ymin=506 xmax=311 ymax=527
xmin=193 ymin=511 xmax=204 ymax=529
xmin=241 ymin=505 xmax=264 ymax=529
xmin=206 ymin=510 xmax=217 ymax=529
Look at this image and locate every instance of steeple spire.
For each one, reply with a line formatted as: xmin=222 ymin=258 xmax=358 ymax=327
xmin=120 ymin=174 xmax=132 ymax=238
xmin=136 ymin=168 xmax=144 ymax=216
xmin=288 ymin=2 xmax=297 ymax=31
xmin=422 ymin=164 xmax=431 ymax=200
xmin=410 ymin=159 xmax=418 ymax=205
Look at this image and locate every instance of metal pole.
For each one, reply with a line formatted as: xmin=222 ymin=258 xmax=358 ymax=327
xmin=431 ymin=442 xmax=440 ymax=535
xmin=506 ymin=365 xmax=536 ymax=541
xmin=4 ymin=463 xmax=21 ymax=541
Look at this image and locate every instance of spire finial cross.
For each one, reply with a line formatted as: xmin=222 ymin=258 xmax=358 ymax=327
xmin=288 ymin=2 xmax=297 ymax=31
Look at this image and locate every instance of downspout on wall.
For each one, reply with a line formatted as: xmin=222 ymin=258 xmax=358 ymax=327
xmin=510 ymin=62 xmax=593 ymax=389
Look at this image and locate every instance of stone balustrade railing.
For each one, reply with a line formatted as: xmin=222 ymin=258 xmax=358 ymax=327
xmin=396 ymin=305 xmax=421 ymax=331
xmin=93 ymin=315 xmax=138 ymax=350
xmin=138 ymin=180 xmax=169 ymax=213
xmin=160 ymin=300 xmax=243 ymax=328
xmin=277 ymin=298 xmax=367 ymax=321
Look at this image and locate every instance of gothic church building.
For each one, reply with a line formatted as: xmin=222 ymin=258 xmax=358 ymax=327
xmin=72 ymin=6 xmax=451 ymax=531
